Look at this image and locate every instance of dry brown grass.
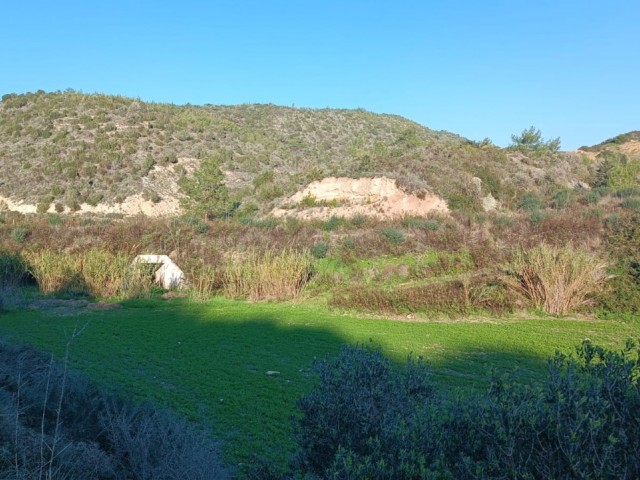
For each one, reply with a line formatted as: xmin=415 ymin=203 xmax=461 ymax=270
xmin=223 ymin=249 xmax=314 ymax=301
xmin=23 ymin=249 xmax=154 ymax=298
xmin=503 ymin=244 xmax=610 ymax=315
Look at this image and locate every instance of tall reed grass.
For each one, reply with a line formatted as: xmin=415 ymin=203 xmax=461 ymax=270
xmin=223 ymin=249 xmax=314 ymax=301
xmin=0 ymin=250 xmax=28 ymax=285
xmin=504 ymin=244 xmax=610 ymax=315
xmin=184 ymin=263 xmax=219 ymax=302
xmin=23 ymin=249 xmax=155 ymax=299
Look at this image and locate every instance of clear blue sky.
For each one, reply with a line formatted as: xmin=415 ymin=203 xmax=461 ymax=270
xmin=1 ymin=1 xmax=638 ymax=150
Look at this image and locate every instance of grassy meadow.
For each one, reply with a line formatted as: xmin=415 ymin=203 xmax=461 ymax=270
xmin=0 ymin=295 xmax=637 ymax=473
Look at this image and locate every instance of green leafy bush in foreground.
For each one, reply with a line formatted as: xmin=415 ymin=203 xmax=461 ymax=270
xmin=289 ymin=341 xmax=640 ymax=479
xmin=293 ymin=346 xmax=435 ymax=476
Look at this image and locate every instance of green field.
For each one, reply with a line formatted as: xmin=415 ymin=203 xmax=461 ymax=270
xmin=0 ymin=297 xmax=637 ymax=473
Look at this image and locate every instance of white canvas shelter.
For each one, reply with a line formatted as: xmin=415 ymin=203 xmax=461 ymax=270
xmin=131 ymin=255 xmax=185 ymax=289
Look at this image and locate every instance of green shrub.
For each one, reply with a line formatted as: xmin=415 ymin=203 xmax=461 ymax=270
xmin=519 ymin=192 xmax=542 ymax=212
xmin=379 ymin=227 xmax=404 ymax=245
xmin=614 ymin=186 xmax=640 ymax=198
xmin=298 ymin=194 xmax=317 ymax=208
xmin=529 ymin=208 xmax=548 ymax=225
xmin=446 ymin=190 xmax=480 ymax=212
xmin=11 ymin=227 xmax=28 ymax=243
xmin=293 ymin=346 xmax=434 ymax=476
xmin=401 ymin=217 xmax=440 ymax=231
xmin=621 ymin=197 xmax=640 ymax=212
xmin=603 ymin=213 xmax=640 ymax=312
xmin=48 ymin=214 xmax=64 ymax=226
xmin=321 ymin=215 xmax=342 ymax=231
xmin=311 ymin=242 xmax=329 ymax=259
xmin=36 ymin=199 xmax=51 ymax=214
xmin=503 ymin=244 xmax=610 ymax=315
xmin=585 ymin=189 xmax=602 ymax=204
xmin=493 ymin=214 xmax=516 ymax=227
xmin=289 ymin=341 xmax=640 ymax=479
xmin=195 ymin=222 xmax=209 ymax=234
xmin=84 ymin=192 xmax=103 ymax=206
xmin=448 ymin=339 xmax=640 ymax=479
xmin=350 ymin=215 xmax=367 ymax=227
xmin=238 ymin=217 xmax=278 ymax=229
xmin=551 ymin=189 xmax=574 ymax=209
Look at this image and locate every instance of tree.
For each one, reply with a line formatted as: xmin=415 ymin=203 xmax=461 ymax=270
xmin=178 ymin=154 xmax=232 ymax=220
xmin=510 ymin=126 xmax=561 ymax=153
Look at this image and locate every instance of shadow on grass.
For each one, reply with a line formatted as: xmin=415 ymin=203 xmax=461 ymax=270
xmin=0 ymin=296 xmax=632 ymax=474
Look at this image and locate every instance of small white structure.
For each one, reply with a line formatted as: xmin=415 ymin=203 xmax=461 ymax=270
xmin=131 ymin=255 xmax=185 ymax=289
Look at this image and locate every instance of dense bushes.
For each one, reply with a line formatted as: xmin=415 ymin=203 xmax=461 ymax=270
xmin=293 ymin=346 xmax=435 ymax=476
xmin=0 ymin=340 xmax=229 ymax=479
xmin=0 ymin=207 xmax=638 ymax=314
xmin=289 ymin=341 xmax=640 ymax=479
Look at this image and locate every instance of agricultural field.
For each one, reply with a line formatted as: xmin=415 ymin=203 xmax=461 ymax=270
xmin=1 ymin=295 xmax=637 ymax=475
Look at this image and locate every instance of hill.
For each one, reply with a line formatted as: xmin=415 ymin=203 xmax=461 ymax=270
xmin=579 ymin=131 xmax=640 ymax=190
xmin=580 ymin=131 xmax=640 ymax=155
xmin=0 ymin=91 xmax=594 ymax=216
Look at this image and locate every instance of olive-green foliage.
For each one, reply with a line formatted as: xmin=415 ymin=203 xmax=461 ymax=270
xmin=551 ymin=189 xmax=574 ymax=209
xmin=510 ymin=126 xmax=561 ymax=153
xmin=11 ymin=227 xmax=28 ymax=243
xmin=401 ymin=216 xmax=440 ymax=231
xmin=311 ymin=242 xmax=329 ymax=259
xmin=0 ymin=91 xmax=594 ymax=214
xmin=293 ymin=346 xmax=435 ymax=477
xmin=519 ymin=192 xmax=542 ymax=211
xmin=178 ymin=154 xmax=232 ymax=220
xmin=595 ymin=150 xmax=640 ymax=190
xmin=603 ymin=213 xmax=640 ymax=313
xmin=290 ymin=341 xmax=640 ymax=479
xmin=379 ymin=227 xmax=405 ymax=245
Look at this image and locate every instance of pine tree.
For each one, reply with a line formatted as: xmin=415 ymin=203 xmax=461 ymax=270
xmin=178 ymin=154 xmax=232 ymax=220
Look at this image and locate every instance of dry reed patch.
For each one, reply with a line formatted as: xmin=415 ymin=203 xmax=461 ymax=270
xmin=503 ymin=244 xmax=610 ymax=315
xmin=223 ymin=249 xmax=314 ymax=301
xmin=23 ymin=249 xmax=155 ymax=298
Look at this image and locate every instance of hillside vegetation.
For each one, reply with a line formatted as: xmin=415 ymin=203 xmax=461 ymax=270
xmin=1 ymin=90 xmax=593 ymax=214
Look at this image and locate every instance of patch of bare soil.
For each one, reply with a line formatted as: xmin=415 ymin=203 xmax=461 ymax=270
xmin=271 ymin=176 xmax=449 ymax=220
xmin=619 ymin=140 xmax=640 ymax=156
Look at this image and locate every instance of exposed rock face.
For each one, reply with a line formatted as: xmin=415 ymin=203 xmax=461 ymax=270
xmin=482 ymin=193 xmax=498 ymax=212
xmin=271 ymin=176 xmax=449 ymax=219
